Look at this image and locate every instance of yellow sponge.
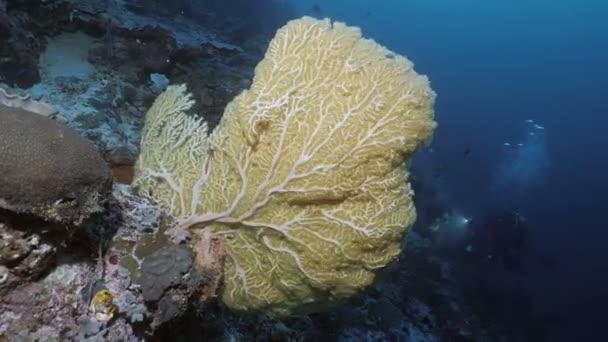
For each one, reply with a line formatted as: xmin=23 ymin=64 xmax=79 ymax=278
xmin=135 ymin=17 xmax=436 ymax=315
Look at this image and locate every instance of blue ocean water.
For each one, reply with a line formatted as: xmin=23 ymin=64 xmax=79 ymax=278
xmin=289 ymin=0 xmax=608 ymax=340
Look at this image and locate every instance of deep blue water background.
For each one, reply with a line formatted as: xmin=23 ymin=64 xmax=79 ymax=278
xmin=288 ymin=0 xmax=608 ymax=339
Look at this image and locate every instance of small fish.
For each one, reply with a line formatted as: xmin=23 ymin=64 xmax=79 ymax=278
xmin=463 ymin=147 xmax=471 ymax=158
xmin=518 ymin=143 xmax=524 ymax=147
xmin=534 ymin=124 xmax=545 ymax=130
xmin=503 ymin=142 xmax=511 ymax=147
xmin=525 ymin=119 xmax=534 ymax=123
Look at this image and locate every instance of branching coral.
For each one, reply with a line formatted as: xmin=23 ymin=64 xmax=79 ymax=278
xmin=134 ymin=17 xmax=436 ymax=315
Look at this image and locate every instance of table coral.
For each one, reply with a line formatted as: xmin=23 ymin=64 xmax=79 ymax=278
xmin=135 ymin=17 xmax=436 ymax=315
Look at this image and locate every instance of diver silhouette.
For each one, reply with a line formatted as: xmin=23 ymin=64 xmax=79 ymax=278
xmin=468 ymin=210 xmax=555 ymax=275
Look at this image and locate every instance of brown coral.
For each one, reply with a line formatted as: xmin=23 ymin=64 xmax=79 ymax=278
xmin=0 ymin=101 xmax=112 ymax=225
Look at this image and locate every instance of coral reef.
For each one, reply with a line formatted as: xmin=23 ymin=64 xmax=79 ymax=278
xmin=0 ymin=183 xmax=210 ymax=340
xmin=0 ymin=98 xmax=112 ymax=225
xmin=0 ymin=2 xmax=535 ymax=340
xmin=0 ymin=0 xmax=260 ymax=185
xmin=0 ymin=87 xmax=113 ymax=308
xmin=0 ymin=87 xmax=58 ymax=118
xmin=139 ymin=246 xmax=193 ymax=302
xmin=0 ymin=218 xmax=58 ymax=293
xmin=135 ymin=17 xmax=436 ymax=315
xmin=0 ymin=1 xmax=551 ymax=339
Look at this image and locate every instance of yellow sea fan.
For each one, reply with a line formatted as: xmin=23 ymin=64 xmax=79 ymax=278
xmin=135 ymin=16 xmax=436 ymax=315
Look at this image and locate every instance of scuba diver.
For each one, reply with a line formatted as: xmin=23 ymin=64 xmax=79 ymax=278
xmin=467 ymin=209 xmax=555 ymax=275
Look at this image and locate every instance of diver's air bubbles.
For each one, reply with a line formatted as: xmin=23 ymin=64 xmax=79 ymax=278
xmin=493 ymin=119 xmax=550 ymax=202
